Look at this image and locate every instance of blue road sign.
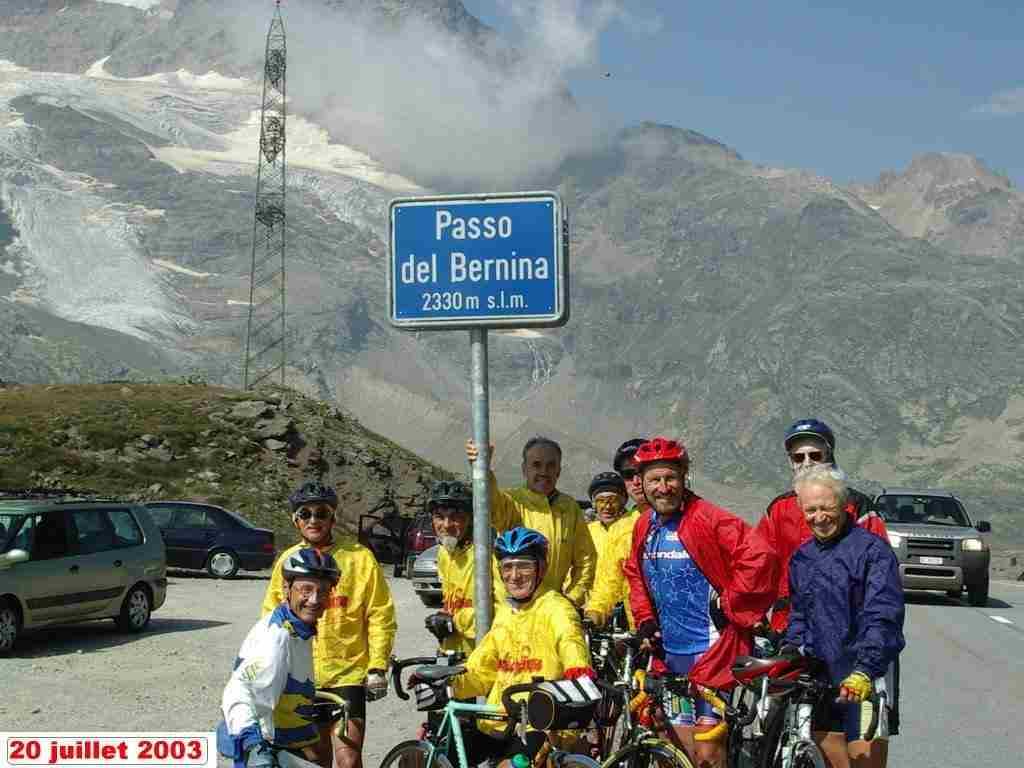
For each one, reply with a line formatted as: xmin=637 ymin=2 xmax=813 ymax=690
xmin=388 ymin=192 xmax=568 ymax=329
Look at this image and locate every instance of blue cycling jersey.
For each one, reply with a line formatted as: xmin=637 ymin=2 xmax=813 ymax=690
xmin=640 ymin=511 xmax=719 ymax=655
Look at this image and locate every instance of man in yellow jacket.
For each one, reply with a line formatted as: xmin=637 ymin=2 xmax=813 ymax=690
xmin=466 ymin=437 xmax=596 ymax=608
xmin=423 ymin=479 xmax=505 ymax=655
xmin=411 ymin=528 xmax=595 ymax=764
xmin=261 ymin=481 xmax=397 ymax=768
xmin=583 ymin=471 xmax=636 ymax=629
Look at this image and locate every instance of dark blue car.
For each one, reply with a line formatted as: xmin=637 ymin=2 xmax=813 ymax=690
xmin=144 ymin=501 xmax=275 ymax=578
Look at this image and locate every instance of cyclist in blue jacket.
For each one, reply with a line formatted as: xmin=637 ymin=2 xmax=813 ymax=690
xmin=783 ymin=465 xmax=905 ymax=768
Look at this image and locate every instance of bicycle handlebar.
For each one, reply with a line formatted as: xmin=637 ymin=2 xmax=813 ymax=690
xmin=390 ymin=653 xmax=466 ymax=701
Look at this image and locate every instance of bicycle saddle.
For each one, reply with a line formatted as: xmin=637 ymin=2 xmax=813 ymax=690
xmin=413 ymin=664 xmax=466 ymax=682
xmin=731 ymin=655 xmax=804 ymax=683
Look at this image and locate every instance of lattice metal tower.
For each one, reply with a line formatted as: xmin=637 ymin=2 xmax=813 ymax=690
xmin=243 ymin=1 xmax=287 ymax=389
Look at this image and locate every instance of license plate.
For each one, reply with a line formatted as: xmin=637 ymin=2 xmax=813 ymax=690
xmin=920 ymin=556 xmax=944 ymax=565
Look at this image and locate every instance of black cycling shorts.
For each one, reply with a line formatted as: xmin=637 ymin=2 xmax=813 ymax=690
xmin=317 ymin=685 xmax=367 ymax=721
xmin=813 ymin=698 xmax=886 ymax=743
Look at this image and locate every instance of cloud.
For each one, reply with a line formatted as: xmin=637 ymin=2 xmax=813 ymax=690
xmin=970 ymin=86 xmax=1024 ymax=117
xmin=223 ymin=0 xmax=649 ymax=189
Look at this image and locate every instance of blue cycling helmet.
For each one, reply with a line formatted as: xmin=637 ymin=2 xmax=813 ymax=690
xmin=494 ymin=527 xmax=548 ymax=562
xmin=783 ymin=419 xmax=836 ymax=453
xmin=282 ymin=548 xmax=340 ymax=585
xmin=289 ymin=480 xmax=338 ymax=513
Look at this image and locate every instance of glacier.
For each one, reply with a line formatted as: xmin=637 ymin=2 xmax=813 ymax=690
xmin=0 ymin=58 xmax=422 ymax=343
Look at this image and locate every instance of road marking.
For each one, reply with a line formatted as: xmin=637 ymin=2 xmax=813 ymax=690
xmin=989 ymin=615 xmax=1014 ymax=625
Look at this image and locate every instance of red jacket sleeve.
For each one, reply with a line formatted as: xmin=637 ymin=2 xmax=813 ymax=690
xmin=684 ymin=500 xmax=779 ymax=690
xmin=624 ymin=512 xmax=656 ymax=629
xmin=711 ymin=511 xmax=779 ymax=629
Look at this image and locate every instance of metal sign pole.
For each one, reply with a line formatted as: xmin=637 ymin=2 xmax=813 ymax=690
xmin=470 ymin=327 xmax=493 ymax=638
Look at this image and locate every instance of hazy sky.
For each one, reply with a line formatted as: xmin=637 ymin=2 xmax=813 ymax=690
xmin=462 ymin=0 xmax=1024 ymax=185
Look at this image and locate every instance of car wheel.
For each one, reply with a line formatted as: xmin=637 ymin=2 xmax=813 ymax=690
xmin=206 ymin=549 xmax=240 ymax=579
xmin=115 ymin=584 xmax=152 ymax=633
xmin=0 ymin=600 xmax=21 ymax=655
xmin=967 ymin=579 xmax=989 ymax=607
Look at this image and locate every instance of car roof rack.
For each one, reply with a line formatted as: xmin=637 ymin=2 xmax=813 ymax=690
xmin=0 ymin=487 xmax=128 ymax=504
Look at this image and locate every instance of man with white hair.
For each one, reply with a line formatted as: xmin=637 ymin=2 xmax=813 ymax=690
xmin=757 ymin=419 xmax=888 ymax=634
xmin=783 ymin=465 xmax=905 ymax=768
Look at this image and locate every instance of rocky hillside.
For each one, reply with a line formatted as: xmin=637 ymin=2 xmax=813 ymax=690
xmin=0 ymin=382 xmax=452 ymax=545
xmin=852 ymin=153 xmax=1024 ymax=259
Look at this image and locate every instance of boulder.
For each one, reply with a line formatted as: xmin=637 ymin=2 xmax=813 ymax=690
xmin=149 ymin=444 xmax=173 ymax=462
xmin=228 ymin=401 xmax=274 ymax=421
xmin=254 ymin=415 xmax=293 ymax=440
xmin=263 ymin=438 xmax=288 ymax=451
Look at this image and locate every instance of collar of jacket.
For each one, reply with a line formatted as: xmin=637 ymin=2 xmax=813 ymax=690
xmin=517 ymin=485 xmax=563 ymax=506
xmin=505 ymin=583 xmax=552 ymax=611
xmin=813 ymin=516 xmax=855 ymax=550
xmin=271 ymin=602 xmax=318 ymax=640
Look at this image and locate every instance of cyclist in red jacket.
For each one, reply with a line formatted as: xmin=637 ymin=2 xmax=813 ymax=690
xmin=623 ymin=437 xmax=778 ymax=768
xmin=757 ymin=419 xmax=888 ymax=634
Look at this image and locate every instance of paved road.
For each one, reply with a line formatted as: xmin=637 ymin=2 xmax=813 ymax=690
xmin=3 ymin=571 xmax=1022 ymax=767
xmin=887 ymin=579 xmax=1024 ymax=768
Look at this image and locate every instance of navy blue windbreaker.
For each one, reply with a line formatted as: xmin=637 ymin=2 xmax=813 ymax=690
xmin=784 ymin=522 xmax=905 ymax=683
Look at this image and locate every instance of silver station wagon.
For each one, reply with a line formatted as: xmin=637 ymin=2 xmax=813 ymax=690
xmin=0 ymin=498 xmax=167 ymax=654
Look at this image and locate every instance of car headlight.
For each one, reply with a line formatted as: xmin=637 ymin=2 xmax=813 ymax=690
xmin=961 ymin=538 xmax=986 ymax=551
xmin=887 ymin=532 xmax=903 ymax=548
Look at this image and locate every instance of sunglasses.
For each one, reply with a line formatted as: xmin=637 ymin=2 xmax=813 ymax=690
xmin=296 ymin=509 xmax=333 ymax=521
xmin=619 ymin=469 xmax=640 ymax=480
xmin=789 ymin=450 xmax=825 ymax=464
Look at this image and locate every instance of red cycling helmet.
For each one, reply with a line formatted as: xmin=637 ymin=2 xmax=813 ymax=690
xmin=634 ymin=437 xmax=689 ymax=472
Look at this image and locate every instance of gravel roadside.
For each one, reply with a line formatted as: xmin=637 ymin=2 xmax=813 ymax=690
xmin=1 ymin=569 xmax=436 ymax=767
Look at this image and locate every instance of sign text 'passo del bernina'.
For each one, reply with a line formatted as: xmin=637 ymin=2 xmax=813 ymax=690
xmin=388 ymin=193 xmax=568 ymax=329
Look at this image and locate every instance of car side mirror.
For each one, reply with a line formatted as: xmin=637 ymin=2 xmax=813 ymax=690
xmin=0 ymin=548 xmax=29 ymax=570
xmin=976 ymin=521 xmax=991 ymax=533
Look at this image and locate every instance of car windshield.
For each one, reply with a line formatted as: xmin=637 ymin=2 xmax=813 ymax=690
xmin=876 ymin=495 xmax=970 ymax=527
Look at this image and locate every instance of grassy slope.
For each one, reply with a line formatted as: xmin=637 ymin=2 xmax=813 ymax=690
xmin=0 ymin=383 xmax=452 ymax=548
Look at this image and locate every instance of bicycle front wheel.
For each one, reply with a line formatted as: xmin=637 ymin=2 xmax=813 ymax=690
xmin=790 ymin=742 xmax=827 ymax=768
xmin=378 ymin=739 xmax=455 ymax=768
xmin=601 ymin=738 xmax=696 ymax=768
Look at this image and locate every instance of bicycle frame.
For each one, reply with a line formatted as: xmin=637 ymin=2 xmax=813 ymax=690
xmin=423 ymin=699 xmax=510 ymax=768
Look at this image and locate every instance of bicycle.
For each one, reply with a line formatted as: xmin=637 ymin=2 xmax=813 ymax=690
xmin=698 ymin=654 xmax=884 ymax=768
xmin=223 ymin=689 xmax=351 ymax=768
xmin=598 ymin=671 xmax=697 ymax=768
xmin=381 ymin=653 xmax=603 ymax=768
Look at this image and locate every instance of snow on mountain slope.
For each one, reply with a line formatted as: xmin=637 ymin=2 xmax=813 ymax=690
xmin=0 ymin=57 xmax=420 ymax=341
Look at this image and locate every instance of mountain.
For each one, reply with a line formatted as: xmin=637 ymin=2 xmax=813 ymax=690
xmin=852 ymin=153 xmax=1024 ymax=260
xmin=0 ymin=1 xmax=1021 ymax=546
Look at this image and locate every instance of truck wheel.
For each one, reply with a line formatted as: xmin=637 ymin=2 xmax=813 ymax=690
xmin=967 ymin=579 xmax=989 ymax=607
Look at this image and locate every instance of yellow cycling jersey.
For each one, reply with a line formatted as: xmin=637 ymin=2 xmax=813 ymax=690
xmin=585 ymin=511 xmax=640 ymax=628
xmin=489 ymin=476 xmax=597 ymax=607
xmin=436 ymin=542 xmax=503 ymax=655
xmin=451 ymin=586 xmax=592 ymax=735
xmin=261 ymin=538 xmax=397 ymax=688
